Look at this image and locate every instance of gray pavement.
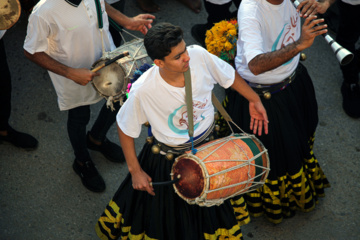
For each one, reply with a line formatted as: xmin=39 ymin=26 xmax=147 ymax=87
xmin=1 ymin=0 xmax=359 ymax=239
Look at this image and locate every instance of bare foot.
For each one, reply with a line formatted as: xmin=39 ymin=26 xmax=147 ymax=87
xmin=177 ymin=0 xmax=201 ymax=13
xmin=136 ymin=0 xmax=160 ymax=13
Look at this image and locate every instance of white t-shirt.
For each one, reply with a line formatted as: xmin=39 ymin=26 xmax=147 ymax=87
xmin=24 ymin=0 xmax=116 ymax=111
xmin=342 ymin=0 xmax=360 ymax=5
xmin=117 ymin=45 xmax=235 ymax=146
xmin=235 ymin=0 xmax=300 ymax=84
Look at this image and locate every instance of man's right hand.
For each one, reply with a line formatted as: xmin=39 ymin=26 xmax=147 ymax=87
xmin=23 ymin=51 xmax=101 ymax=86
xmin=131 ymin=168 xmax=155 ymax=196
xmin=66 ymin=68 xmax=100 ymax=86
xmin=118 ymin=126 xmax=155 ymax=195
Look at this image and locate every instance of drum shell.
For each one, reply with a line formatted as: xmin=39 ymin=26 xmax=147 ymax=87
xmin=171 ymin=134 xmax=269 ymax=207
xmin=91 ymin=39 xmax=153 ymax=102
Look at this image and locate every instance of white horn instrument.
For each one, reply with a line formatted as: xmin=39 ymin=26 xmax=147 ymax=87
xmin=293 ymin=0 xmax=354 ymax=66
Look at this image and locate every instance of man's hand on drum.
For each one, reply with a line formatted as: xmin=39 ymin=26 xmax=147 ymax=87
xmin=67 ymin=68 xmax=100 ymax=86
xmin=131 ymin=168 xmax=155 ymax=196
xmin=124 ymin=14 xmax=155 ymax=35
xmin=249 ymin=101 xmax=269 ymax=136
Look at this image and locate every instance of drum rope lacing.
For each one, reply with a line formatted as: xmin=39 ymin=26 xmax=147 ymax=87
xmin=195 ymin=137 xmax=269 ymax=204
xmin=176 ymin=134 xmax=270 ymax=207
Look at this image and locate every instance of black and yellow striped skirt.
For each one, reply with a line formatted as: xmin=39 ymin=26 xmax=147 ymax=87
xmin=217 ymin=63 xmax=330 ymax=224
xmin=95 ymin=142 xmax=251 ymax=240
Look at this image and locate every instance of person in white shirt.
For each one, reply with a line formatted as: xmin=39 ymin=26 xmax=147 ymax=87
xmin=221 ymin=0 xmax=330 ymax=224
xmin=96 ymin=22 xmax=268 ymax=240
xmin=23 ymin=0 xmax=155 ymax=193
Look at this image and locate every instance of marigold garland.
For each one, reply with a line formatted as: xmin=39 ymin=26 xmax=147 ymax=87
xmin=205 ymin=19 xmax=238 ymax=63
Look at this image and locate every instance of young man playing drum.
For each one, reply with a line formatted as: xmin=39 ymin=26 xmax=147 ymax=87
xmin=23 ymin=0 xmax=155 ymax=193
xmin=95 ymin=22 xmax=268 ymax=240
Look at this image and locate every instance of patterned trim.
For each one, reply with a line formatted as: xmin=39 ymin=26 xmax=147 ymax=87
xmin=244 ymin=134 xmax=330 ymax=224
xmin=96 ymin=198 xmax=250 ymax=240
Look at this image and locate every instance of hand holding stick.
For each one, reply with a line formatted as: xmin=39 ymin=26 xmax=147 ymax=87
xmin=91 ymin=51 xmax=129 ymax=72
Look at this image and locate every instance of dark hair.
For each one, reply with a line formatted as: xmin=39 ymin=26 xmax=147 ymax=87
xmin=144 ymin=22 xmax=183 ymax=61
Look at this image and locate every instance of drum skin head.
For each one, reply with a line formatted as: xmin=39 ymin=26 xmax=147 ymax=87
xmin=92 ymin=60 xmax=126 ymax=98
xmin=0 ymin=0 xmax=21 ymax=30
xmin=172 ymin=157 xmax=204 ymax=199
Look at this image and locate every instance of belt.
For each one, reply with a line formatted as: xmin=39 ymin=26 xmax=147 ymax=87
xmin=248 ymin=69 xmax=296 ymax=100
xmin=150 ymin=122 xmax=216 ymax=160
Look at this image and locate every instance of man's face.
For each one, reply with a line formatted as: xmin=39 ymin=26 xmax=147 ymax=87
xmin=159 ymin=40 xmax=190 ymax=73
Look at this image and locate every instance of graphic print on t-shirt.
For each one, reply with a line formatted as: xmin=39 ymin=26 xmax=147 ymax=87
xmin=168 ymin=100 xmax=207 ymax=135
xmin=272 ymin=15 xmax=298 ymax=66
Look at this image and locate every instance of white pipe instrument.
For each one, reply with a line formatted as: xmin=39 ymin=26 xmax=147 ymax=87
xmin=293 ymin=0 xmax=354 ymax=66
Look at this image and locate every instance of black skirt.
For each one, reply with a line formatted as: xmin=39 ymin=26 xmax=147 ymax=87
xmin=218 ymin=63 xmax=330 ymax=224
xmin=96 ymin=142 xmax=250 ymax=240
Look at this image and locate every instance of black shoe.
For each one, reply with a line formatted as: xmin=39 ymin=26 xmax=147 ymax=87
xmin=73 ymin=160 xmax=106 ymax=192
xmin=87 ymin=132 xmax=125 ymax=163
xmin=191 ymin=24 xmax=209 ymax=48
xmin=341 ymin=82 xmax=360 ymax=118
xmin=0 ymin=126 xmax=38 ymax=150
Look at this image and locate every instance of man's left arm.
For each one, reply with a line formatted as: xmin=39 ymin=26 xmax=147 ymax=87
xmin=230 ymin=71 xmax=269 ymax=136
xmin=105 ymin=2 xmax=155 ymax=35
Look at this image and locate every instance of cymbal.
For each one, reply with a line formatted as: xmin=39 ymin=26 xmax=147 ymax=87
xmin=0 ymin=0 xmax=21 ymax=30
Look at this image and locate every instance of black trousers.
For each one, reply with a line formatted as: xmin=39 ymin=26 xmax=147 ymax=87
xmin=336 ymin=1 xmax=360 ymax=84
xmin=67 ymin=101 xmax=120 ymax=162
xmin=0 ymin=38 xmax=12 ymax=131
xmin=204 ymin=0 xmax=241 ymax=26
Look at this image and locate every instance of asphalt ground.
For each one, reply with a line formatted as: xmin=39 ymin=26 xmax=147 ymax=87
xmin=1 ymin=0 xmax=359 ymax=239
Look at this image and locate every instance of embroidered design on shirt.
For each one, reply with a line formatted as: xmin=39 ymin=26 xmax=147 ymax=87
xmin=272 ymin=15 xmax=298 ymax=66
xmin=168 ymin=100 xmax=207 ymax=135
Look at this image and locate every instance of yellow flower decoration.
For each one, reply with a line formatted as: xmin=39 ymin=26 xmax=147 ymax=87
xmin=205 ymin=19 xmax=238 ymax=64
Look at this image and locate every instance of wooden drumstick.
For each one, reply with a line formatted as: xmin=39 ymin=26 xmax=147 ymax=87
xmin=91 ymin=51 xmax=129 ymax=72
xmin=150 ymin=174 xmax=181 ymax=187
